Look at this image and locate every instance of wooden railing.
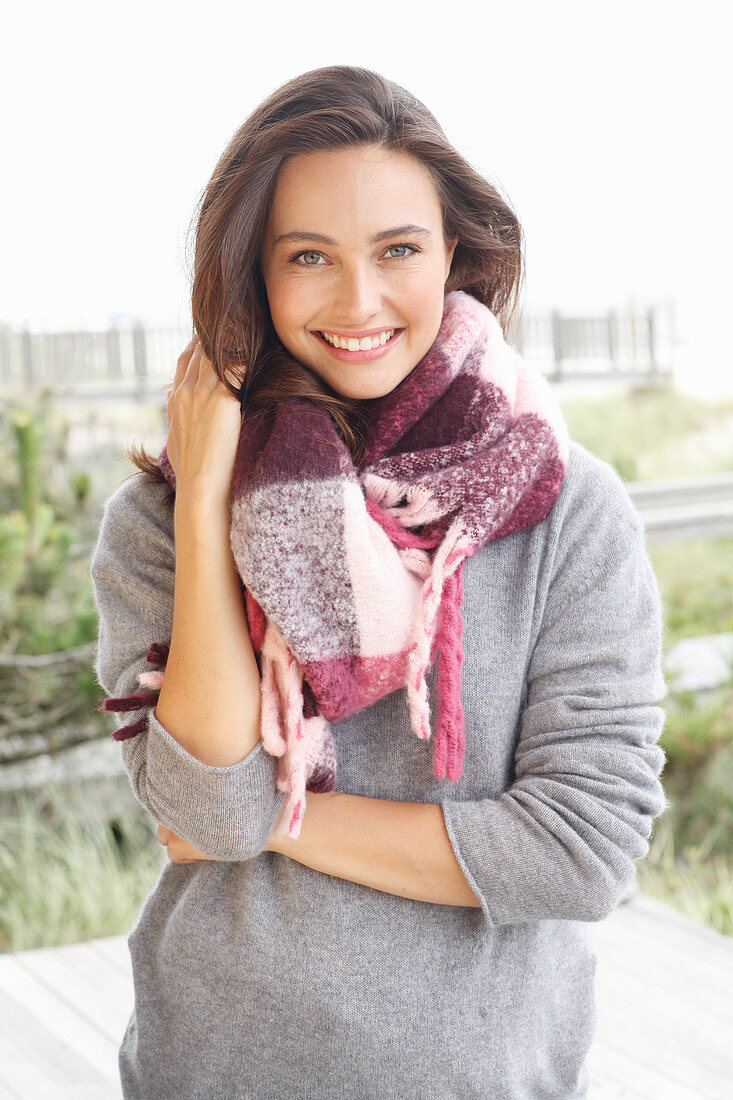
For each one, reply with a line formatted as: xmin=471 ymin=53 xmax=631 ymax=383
xmin=513 ymin=303 xmax=675 ymax=381
xmin=627 ymin=471 xmax=733 ymax=542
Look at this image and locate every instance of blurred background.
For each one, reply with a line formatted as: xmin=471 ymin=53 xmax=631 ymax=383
xmin=1 ymin=0 xmax=731 ymax=952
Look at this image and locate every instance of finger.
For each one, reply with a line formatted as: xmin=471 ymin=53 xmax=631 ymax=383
xmin=181 ymin=339 xmax=204 ymax=385
xmin=171 ymin=336 xmax=200 ymax=392
xmin=192 ymin=341 xmax=224 ymax=389
xmin=174 ymin=336 xmax=196 ymax=379
xmin=167 ymin=343 xmax=201 ymax=432
xmin=168 ymin=838 xmax=202 ymax=863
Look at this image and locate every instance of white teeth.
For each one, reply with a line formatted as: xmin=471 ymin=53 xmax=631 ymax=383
xmin=321 ymin=329 xmax=395 ymax=350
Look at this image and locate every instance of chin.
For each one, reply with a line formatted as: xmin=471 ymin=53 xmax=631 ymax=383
xmin=338 ymin=374 xmax=407 ymax=400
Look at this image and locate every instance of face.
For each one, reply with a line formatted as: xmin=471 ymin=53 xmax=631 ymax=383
xmin=259 ymin=144 xmax=458 ymax=400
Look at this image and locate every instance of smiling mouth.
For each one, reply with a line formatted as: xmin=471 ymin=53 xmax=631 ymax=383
xmin=311 ymin=328 xmax=406 ymax=362
xmin=314 ymin=328 xmax=403 ymax=351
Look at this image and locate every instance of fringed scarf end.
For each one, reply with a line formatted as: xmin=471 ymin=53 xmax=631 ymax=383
xmin=98 ymin=641 xmax=169 ymax=743
xmin=111 ymin=715 xmax=149 ymax=741
xmin=405 ymin=528 xmax=471 ymax=781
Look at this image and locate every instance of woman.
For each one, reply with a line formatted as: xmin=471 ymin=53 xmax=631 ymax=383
xmin=91 ymin=65 xmax=668 ymax=1098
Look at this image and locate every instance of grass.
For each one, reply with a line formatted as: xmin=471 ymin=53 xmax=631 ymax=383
xmin=649 ymin=537 xmax=733 ymax=647
xmin=0 ymin=783 xmax=165 ymax=953
xmin=639 ymin=810 xmax=733 ymax=937
xmin=640 ymin=680 xmax=733 ymax=937
xmin=559 ymin=383 xmax=733 ymax=481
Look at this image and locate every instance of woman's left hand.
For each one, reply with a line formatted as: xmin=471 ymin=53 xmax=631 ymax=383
xmin=156 ymin=824 xmax=215 ymax=864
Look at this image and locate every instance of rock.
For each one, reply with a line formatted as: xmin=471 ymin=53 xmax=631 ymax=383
xmin=665 ymin=633 xmax=733 ymax=694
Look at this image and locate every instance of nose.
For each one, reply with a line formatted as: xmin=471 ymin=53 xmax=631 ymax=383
xmin=332 ymin=262 xmax=383 ymax=324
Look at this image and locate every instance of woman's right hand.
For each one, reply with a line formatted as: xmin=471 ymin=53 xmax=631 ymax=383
xmin=165 ymin=337 xmax=243 ymax=504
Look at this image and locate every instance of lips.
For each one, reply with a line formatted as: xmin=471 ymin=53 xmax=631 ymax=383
xmin=312 ymin=327 xmax=405 ymax=362
xmin=314 ymin=327 xmax=403 ymax=350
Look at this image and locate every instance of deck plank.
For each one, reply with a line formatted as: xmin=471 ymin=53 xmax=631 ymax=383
xmin=591 ymin=925 xmax=732 ymax=1024
xmin=0 ymin=954 xmax=121 ymax=1089
xmin=14 ymin=939 xmax=133 ymax=1043
xmin=594 ymin=896 xmax=733 ymax=994
xmin=0 ymin=987 xmax=116 ymax=1098
xmin=84 ymin=936 xmax=133 ymax=977
xmin=587 ymin=893 xmax=733 ymax=1099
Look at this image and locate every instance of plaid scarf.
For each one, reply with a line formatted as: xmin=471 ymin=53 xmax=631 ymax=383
xmin=102 ymin=290 xmax=568 ymax=839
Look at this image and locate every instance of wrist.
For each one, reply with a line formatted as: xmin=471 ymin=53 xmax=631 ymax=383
xmin=174 ymin=487 xmax=231 ymax=528
xmin=264 ymin=831 xmax=283 ymax=854
xmin=266 ymin=790 xmax=339 ymax=855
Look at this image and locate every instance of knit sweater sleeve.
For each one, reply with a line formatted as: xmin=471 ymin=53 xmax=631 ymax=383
xmin=90 ymin=473 xmax=285 ymax=861
xmin=440 ymin=448 xmax=669 ymax=925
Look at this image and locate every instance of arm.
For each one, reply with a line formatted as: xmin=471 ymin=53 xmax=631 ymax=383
xmin=266 ymin=790 xmax=481 ymax=907
xmin=154 ymin=489 xmax=261 ymax=767
xmin=91 ymin=474 xmax=285 ymax=861
xmin=153 ymin=335 xmax=263 ymax=767
xmin=440 ymin=465 xmax=669 ymax=925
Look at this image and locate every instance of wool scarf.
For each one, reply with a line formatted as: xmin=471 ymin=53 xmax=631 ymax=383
xmin=101 ymin=290 xmax=569 ymax=839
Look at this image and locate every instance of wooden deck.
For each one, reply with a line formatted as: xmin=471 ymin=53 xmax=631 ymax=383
xmin=0 ymin=890 xmax=730 ymax=1098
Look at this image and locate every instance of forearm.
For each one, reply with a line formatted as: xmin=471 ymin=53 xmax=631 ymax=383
xmin=154 ymin=492 xmax=261 ymax=767
xmin=269 ymin=791 xmax=481 ymax=908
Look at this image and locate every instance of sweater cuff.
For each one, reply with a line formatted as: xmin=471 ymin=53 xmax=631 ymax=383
xmin=441 ymin=798 xmax=497 ymax=926
xmin=140 ymin=709 xmax=286 ymax=861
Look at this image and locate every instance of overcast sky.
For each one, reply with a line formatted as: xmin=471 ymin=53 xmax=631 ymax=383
xmin=2 ymin=0 xmax=730 ymax=391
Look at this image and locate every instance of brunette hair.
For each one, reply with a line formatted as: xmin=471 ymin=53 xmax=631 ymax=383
xmin=126 ymin=64 xmax=524 ymax=487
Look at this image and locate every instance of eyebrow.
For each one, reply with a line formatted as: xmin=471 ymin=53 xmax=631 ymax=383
xmin=272 ymin=224 xmax=433 ymax=248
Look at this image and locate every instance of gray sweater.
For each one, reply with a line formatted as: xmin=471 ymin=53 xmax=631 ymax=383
xmin=90 ymin=441 xmax=668 ymax=1099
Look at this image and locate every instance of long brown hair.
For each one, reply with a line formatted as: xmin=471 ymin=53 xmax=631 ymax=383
xmin=127 ymin=65 xmax=524 ymax=488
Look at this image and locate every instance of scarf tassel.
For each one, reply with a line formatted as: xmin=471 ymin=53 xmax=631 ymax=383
xmin=260 ymin=619 xmax=336 ymax=839
xmin=432 ymin=564 xmax=467 ymax=781
xmin=406 ymin=525 xmax=474 ymax=781
xmin=98 ymin=642 xmax=169 ymax=742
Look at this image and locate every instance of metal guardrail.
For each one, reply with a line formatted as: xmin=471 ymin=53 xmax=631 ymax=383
xmin=627 ymin=472 xmax=733 ymax=541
